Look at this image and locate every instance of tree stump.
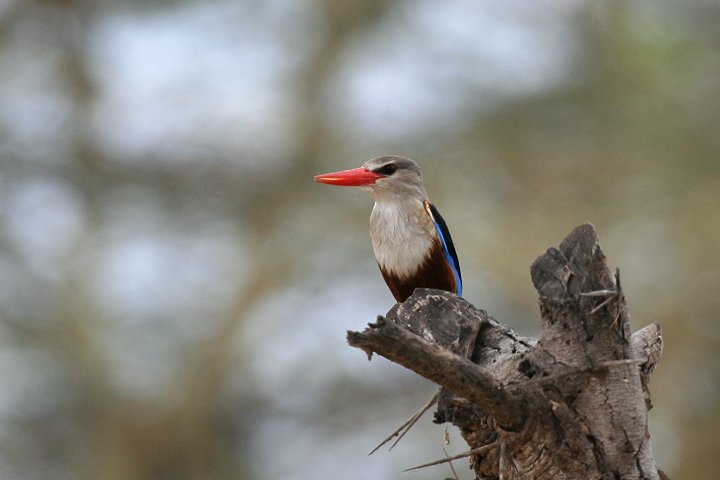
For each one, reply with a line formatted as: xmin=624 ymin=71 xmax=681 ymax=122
xmin=347 ymin=223 xmax=666 ymax=479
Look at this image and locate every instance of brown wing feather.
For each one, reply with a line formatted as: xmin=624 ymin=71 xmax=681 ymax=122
xmin=379 ymin=237 xmax=458 ymax=302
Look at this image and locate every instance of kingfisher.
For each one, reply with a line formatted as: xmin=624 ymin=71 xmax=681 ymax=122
xmin=314 ymin=155 xmax=462 ymax=303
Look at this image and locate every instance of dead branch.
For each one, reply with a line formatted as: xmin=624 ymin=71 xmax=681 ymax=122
xmin=347 ymin=223 xmax=666 ymax=479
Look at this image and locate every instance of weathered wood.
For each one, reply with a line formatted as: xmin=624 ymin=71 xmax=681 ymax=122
xmin=347 ymin=314 xmax=527 ymax=431
xmin=347 ymin=223 xmax=666 ymax=479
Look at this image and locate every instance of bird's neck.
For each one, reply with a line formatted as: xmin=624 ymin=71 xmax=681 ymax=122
xmin=369 ymin=198 xmax=435 ymax=280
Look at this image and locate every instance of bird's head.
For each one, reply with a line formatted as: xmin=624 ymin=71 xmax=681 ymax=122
xmin=314 ymin=155 xmax=428 ymax=202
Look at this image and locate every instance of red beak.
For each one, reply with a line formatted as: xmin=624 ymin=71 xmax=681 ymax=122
xmin=313 ymin=167 xmax=383 ymax=186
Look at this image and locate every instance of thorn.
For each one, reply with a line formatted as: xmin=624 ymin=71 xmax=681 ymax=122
xmin=580 ymin=289 xmax=617 ymax=297
xmin=402 ymin=442 xmax=498 ymax=472
xmin=589 ymin=295 xmax=616 ymax=315
xmin=611 ymin=307 xmax=622 ymax=329
xmin=581 ymin=287 xmax=622 ymax=317
xmin=442 ymin=445 xmax=459 ymax=480
xmin=388 ymin=394 xmax=435 ymax=451
xmin=368 ymin=393 xmax=438 ymax=455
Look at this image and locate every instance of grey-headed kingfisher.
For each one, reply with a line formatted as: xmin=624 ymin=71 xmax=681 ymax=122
xmin=314 ymin=155 xmax=462 ymax=303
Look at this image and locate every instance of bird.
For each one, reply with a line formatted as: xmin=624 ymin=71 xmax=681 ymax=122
xmin=314 ymin=155 xmax=462 ymax=303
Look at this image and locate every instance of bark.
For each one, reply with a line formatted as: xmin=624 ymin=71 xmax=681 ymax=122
xmin=347 ymin=223 xmax=665 ymax=479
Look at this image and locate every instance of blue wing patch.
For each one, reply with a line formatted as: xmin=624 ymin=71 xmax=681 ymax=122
xmin=426 ymin=203 xmax=462 ymax=296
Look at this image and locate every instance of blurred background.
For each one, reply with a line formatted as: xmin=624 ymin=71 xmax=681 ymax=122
xmin=0 ymin=0 xmax=718 ymax=478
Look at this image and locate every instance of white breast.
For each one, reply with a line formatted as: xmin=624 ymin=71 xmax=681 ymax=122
xmin=369 ymin=199 xmax=436 ymax=280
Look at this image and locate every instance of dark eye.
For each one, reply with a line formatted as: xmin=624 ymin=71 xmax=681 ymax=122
xmin=378 ymin=164 xmax=397 ymax=176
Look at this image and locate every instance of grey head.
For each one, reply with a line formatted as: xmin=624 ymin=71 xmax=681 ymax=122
xmin=361 ymin=155 xmax=428 ymax=202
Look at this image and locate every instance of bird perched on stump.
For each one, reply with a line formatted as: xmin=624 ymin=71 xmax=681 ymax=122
xmin=314 ymin=155 xmax=462 ymax=303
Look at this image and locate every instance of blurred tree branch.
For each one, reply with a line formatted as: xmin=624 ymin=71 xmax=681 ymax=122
xmin=2 ymin=2 xmax=397 ymax=480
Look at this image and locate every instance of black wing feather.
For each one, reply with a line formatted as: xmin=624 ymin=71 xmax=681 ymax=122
xmin=428 ymin=203 xmax=462 ymax=284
